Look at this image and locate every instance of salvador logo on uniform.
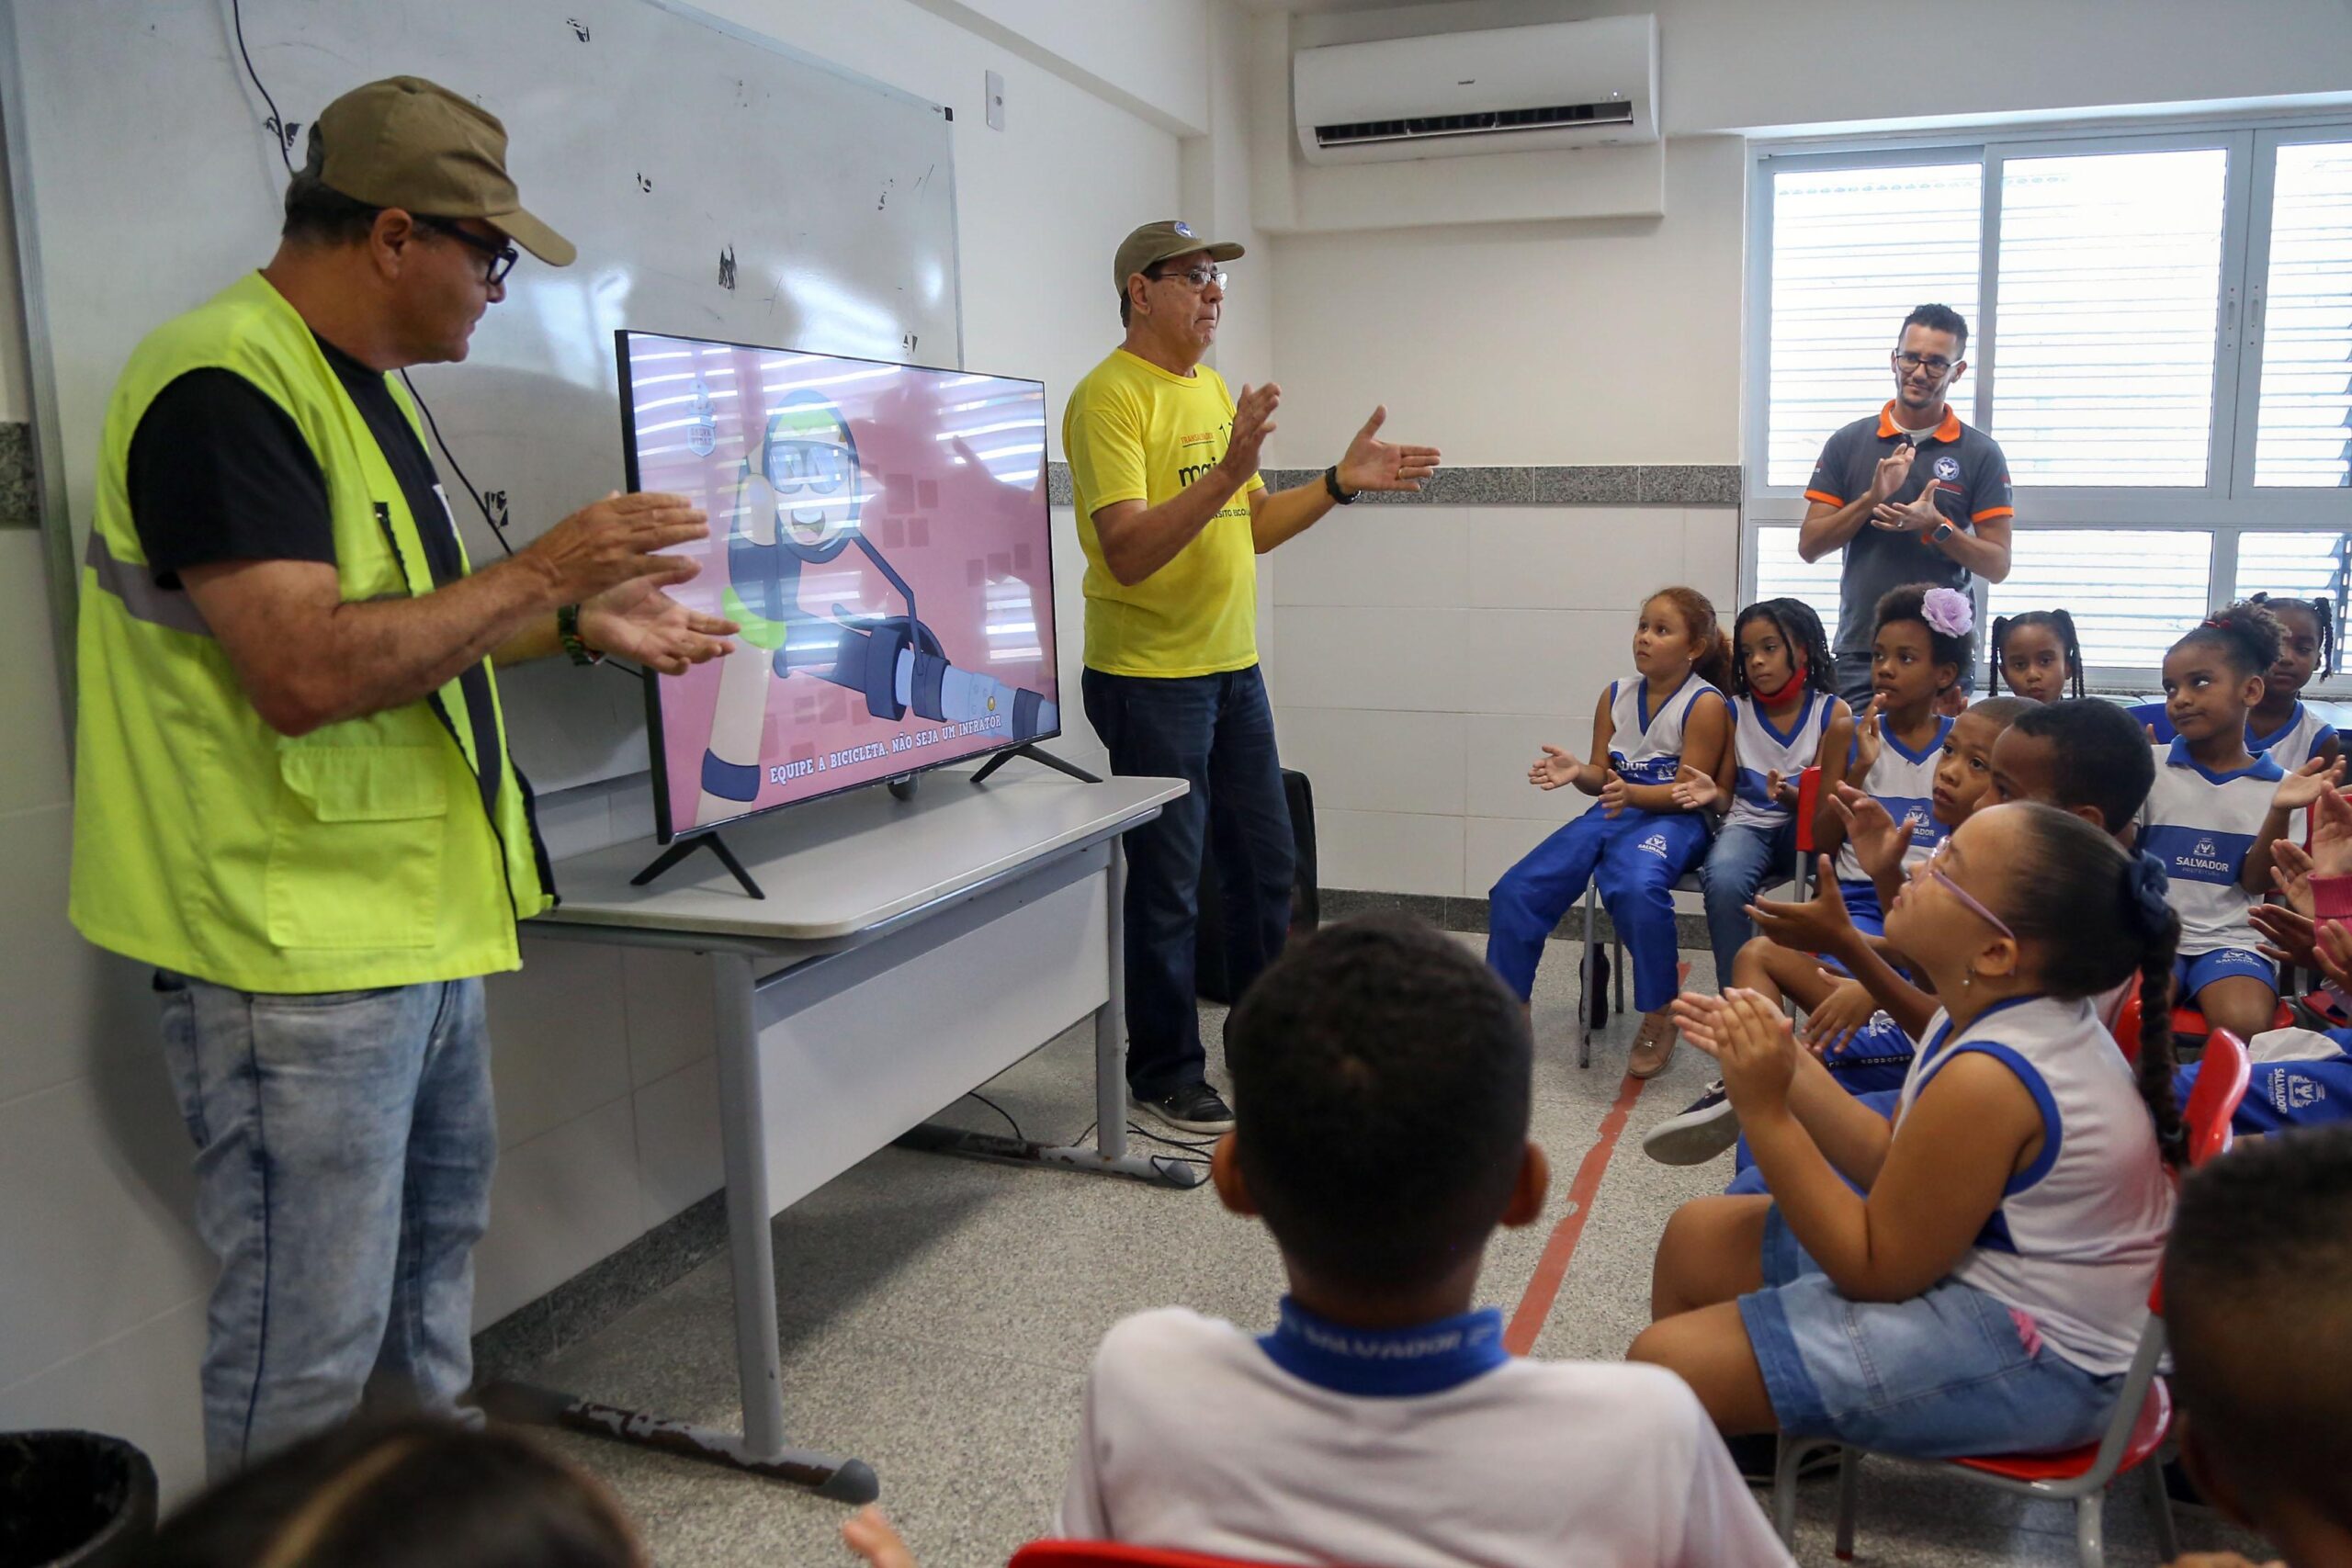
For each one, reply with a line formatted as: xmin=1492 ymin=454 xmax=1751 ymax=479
xmin=1638 ymin=833 xmax=1670 ymax=859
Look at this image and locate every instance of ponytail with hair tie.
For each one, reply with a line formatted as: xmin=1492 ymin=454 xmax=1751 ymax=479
xmin=2128 ymin=852 xmax=2174 ymax=939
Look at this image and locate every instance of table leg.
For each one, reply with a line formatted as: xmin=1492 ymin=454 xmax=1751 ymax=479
xmin=485 ymin=951 xmax=878 ymax=1500
xmin=1095 ymin=836 xmax=1131 ymax=1164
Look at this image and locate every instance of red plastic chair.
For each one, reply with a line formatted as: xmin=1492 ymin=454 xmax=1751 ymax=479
xmin=2110 ymin=983 xmax=2290 ymax=1066
xmin=1011 ymin=1544 xmax=1288 ymax=1568
xmin=1770 ymin=1029 xmax=2253 ymax=1568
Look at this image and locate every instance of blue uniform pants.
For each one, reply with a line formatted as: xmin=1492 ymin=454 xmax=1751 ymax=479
xmin=1487 ymin=807 xmax=1711 ymax=1014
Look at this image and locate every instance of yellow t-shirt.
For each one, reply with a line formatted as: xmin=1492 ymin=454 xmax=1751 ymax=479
xmin=1063 ymin=348 xmax=1266 ymax=677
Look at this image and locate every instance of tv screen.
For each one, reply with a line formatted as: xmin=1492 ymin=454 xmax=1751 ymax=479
xmin=616 ymin=331 xmax=1060 ymax=843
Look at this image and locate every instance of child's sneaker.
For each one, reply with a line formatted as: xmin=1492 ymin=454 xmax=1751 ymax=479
xmin=1644 ymin=1080 xmax=1741 ymax=1165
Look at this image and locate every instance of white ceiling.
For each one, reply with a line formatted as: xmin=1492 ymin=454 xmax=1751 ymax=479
xmin=1227 ymin=0 xmax=1483 ymax=11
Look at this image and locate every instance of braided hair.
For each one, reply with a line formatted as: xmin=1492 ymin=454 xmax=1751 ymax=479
xmin=1729 ymin=597 xmax=1836 ymax=701
xmin=1988 ymin=609 xmax=2087 ymax=699
xmin=2247 ymin=592 xmax=2336 ymax=681
xmin=2173 ymin=599 xmax=2286 ymax=682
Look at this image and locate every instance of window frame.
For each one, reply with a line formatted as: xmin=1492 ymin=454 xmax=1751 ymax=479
xmin=1743 ymin=113 xmax=2352 ymax=694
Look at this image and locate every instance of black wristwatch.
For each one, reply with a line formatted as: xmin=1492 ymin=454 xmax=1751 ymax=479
xmin=1930 ymin=521 xmax=1957 ymax=547
xmin=1323 ymin=465 xmax=1357 ymax=505
xmin=557 ymin=603 xmax=603 ymax=666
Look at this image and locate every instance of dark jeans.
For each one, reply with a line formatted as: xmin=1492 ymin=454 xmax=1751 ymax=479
xmin=1082 ymin=665 xmax=1295 ymax=1097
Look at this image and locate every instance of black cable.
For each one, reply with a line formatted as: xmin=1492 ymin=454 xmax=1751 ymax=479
xmin=231 ymin=0 xmax=297 ymax=175
xmin=399 ymin=370 xmax=513 ymax=554
xmin=961 ymin=1090 xmax=1024 ymax=1145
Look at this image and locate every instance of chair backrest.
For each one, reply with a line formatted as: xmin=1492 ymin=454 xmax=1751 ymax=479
xmin=1011 ymin=1543 xmax=1290 ymax=1568
xmin=2109 ymin=988 xmax=2143 ymax=1066
xmin=1794 ymin=765 xmax=1822 ymax=853
xmin=2180 ymin=1027 xmax=2250 ymax=1171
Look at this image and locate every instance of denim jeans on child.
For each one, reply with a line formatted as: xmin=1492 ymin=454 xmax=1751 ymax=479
xmin=1699 ymin=818 xmax=1797 ymax=983
xmin=1081 ymin=665 xmax=1295 ymax=1098
xmin=1487 ymin=807 xmax=1711 ymax=1014
xmin=157 ymin=972 xmax=496 ymax=1478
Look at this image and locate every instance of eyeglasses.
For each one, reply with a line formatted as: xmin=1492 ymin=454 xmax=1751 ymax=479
xmin=1924 ymin=836 xmax=2014 ymax=942
xmin=422 ymin=218 xmax=519 ymax=287
xmin=1149 ymin=264 xmax=1227 ymax=290
xmin=1894 ymin=351 xmax=1954 ymax=375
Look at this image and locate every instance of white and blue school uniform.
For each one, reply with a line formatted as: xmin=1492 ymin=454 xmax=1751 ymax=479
xmin=2176 ymin=1020 xmax=2352 ymax=1136
xmin=1738 ymin=995 xmax=2174 ymax=1458
xmin=2139 ymin=739 xmax=2287 ymax=999
xmin=1488 ymin=674 xmax=1724 ymax=1013
xmin=1059 ymin=1303 xmax=1794 ymax=1566
xmin=1699 ymin=689 xmax=1838 ymax=981
xmin=1834 ymin=713 xmax=1954 ymax=935
xmin=2132 ymin=698 xmax=2335 ymax=771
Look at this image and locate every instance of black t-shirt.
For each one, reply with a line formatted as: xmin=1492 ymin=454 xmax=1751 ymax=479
xmin=126 ymin=335 xmax=502 ymax=813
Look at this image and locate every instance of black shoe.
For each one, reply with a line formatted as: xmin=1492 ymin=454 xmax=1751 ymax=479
xmin=1583 ymin=946 xmax=1611 ymax=1028
xmin=1128 ymin=1081 xmax=1235 ymax=1136
xmin=1644 ymin=1080 xmax=1742 ymax=1166
xmin=1723 ymin=1433 xmax=1842 ymax=1486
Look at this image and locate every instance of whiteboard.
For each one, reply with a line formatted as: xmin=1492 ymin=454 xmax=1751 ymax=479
xmin=3 ymin=0 xmax=961 ymax=791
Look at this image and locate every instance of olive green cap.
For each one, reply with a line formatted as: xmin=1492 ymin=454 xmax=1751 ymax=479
xmin=310 ymin=75 xmax=574 ymax=266
xmin=1113 ymin=220 xmax=1243 ymax=293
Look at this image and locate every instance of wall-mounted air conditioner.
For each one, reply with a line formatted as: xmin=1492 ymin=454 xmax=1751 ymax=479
xmin=1293 ymin=15 xmax=1659 ymax=167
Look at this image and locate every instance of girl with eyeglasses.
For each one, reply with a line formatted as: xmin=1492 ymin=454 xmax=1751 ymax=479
xmin=1634 ymin=803 xmax=2184 ymax=1467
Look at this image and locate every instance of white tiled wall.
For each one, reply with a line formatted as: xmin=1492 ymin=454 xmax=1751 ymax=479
xmin=1272 ymin=504 xmax=1742 ymax=900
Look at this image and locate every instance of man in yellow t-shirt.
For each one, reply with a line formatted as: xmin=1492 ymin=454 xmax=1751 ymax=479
xmin=1065 ymin=220 xmax=1440 ymax=1134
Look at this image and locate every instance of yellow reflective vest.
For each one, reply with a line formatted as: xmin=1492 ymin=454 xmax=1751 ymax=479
xmin=70 ymin=272 xmax=553 ymax=993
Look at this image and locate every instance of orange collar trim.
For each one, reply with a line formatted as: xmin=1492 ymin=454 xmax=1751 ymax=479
xmin=1878 ymin=401 xmax=1962 ymax=444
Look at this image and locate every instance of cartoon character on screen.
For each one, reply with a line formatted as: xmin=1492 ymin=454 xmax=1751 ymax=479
xmin=693 ymin=390 xmax=1060 ymax=825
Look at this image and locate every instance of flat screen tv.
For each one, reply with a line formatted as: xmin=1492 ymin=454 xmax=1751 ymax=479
xmin=616 ymin=330 xmax=1060 ymax=844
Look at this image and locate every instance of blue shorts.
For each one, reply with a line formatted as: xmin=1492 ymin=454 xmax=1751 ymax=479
xmin=2176 ymin=948 xmax=2277 ymax=999
xmin=1737 ymin=1208 xmax=2125 ymax=1457
xmin=1839 ymin=880 xmax=1885 ymax=938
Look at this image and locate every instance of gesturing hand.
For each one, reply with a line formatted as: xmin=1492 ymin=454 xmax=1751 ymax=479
xmin=1870 ymin=484 xmax=1945 ymax=535
xmin=1749 ymin=857 xmax=1856 ymax=956
xmin=2249 ymin=901 xmax=2319 ymax=971
xmin=1765 ymin=767 xmax=1802 ymax=809
xmin=1670 ymin=764 xmax=1721 ymax=813
xmin=2319 ymin=919 xmax=2352 ymax=995
xmin=2312 ymin=779 xmax=2352 ymax=878
xmin=523 ymin=491 xmax=710 ymax=604
xmin=579 ymin=580 xmax=738 ymax=676
xmin=1850 ymin=695 xmax=1886 ymax=778
xmin=1219 ymin=383 xmax=1281 ymax=484
xmin=1804 ymin=976 xmax=1880 ymax=1057
xmin=1716 ymin=987 xmax=1800 ymax=1118
xmin=1334 ymin=405 xmax=1442 ymax=495
xmin=2272 ymin=754 xmax=2346 ymax=814
xmin=1599 ymin=770 xmax=1633 ymax=818
xmin=1671 ymin=990 xmax=1729 ymax=1060
xmin=1869 ymin=443 xmax=1916 ymax=505
xmin=1832 ymin=781 xmax=1907 ymax=883
xmin=1530 ymin=744 xmax=1582 ymax=791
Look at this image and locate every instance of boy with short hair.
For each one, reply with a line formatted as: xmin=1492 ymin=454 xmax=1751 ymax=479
xmin=2164 ymin=1123 xmax=2352 ymax=1567
xmin=845 ymin=916 xmax=1792 ymax=1568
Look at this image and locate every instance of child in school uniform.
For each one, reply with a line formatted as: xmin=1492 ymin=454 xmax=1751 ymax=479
xmin=842 ymin=917 xmax=1795 ymax=1568
xmin=1693 ymin=598 xmax=1848 ymax=987
xmin=1488 ymin=586 xmax=1735 ymax=1077
xmin=2163 ymin=1125 xmax=2352 ymax=1568
xmin=1986 ymin=608 xmax=2087 ymax=705
xmin=1812 ymin=583 xmax=1975 ymax=937
xmin=2133 ymin=594 xmax=2342 ymax=775
xmin=1640 ymin=803 xmax=2185 ymax=1468
xmin=2142 ymin=603 xmax=2343 ymax=1045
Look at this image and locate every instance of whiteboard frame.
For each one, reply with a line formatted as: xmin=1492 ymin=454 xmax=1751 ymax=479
xmin=0 ymin=0 xmax=966 ymax=747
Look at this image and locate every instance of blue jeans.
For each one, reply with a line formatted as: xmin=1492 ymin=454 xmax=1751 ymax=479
xmin=1741 ymin=1206 xmax=2124 ymax=1457
xmin=157 ymin=972 xmax=497 ymax=1477
xmin=1700 ymin=818 xmax=1796 ymax=982
xmin=1487 ymin=807 xmax=1711 ymax=1014
xmin=1082 ymin=666 xmax=1295 ymax=1098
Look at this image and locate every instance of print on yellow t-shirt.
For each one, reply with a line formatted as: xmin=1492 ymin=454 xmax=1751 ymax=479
xmin=1062 ymin=348 xmax=1267 ymax=678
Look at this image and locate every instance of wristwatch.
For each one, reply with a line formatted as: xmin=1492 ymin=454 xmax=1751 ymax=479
xmin=1930 ymin=521 xmax=1957 ymax=547
xmin=1323 ymin=465 xmax=1357 ymax=505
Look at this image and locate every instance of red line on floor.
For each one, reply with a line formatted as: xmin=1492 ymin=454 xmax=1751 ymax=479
xmin=1503 ymin=960 xmax=1687 ymax=1355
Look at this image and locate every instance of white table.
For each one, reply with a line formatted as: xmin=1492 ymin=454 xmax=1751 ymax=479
xmin=480 ymin=769 xmax=1192 ymax=1501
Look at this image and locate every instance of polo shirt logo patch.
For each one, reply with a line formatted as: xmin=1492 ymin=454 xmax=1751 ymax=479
xmin=1933 ymin=454 xmax=1961 ymax=481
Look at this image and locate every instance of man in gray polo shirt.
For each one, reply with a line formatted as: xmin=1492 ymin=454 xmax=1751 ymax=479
xmin=1798 ymin=304 xmax=2015 ymax=705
